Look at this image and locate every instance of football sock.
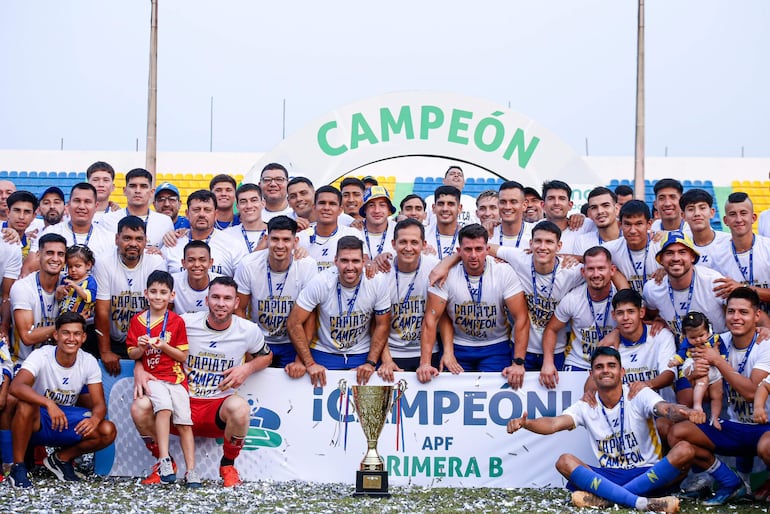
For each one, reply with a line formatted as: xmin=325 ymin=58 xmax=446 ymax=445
xmin=570 ymin=465 xmax=641 ymax=509
xmin=624 ymin=458 xmax=680 ymax=495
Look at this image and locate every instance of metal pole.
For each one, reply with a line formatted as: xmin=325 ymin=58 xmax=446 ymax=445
xmin=633 ymin=0 xmax=645 ymax=200
xmin=282 ymin=98 xmax=286 ymax=140
xmin=145 ymin=0 xmax=158 ymax=181
xmin=210 ymin=96 xmax=214 ymax=152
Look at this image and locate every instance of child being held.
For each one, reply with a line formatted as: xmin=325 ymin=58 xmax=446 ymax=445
xmin=56 ymin=245 xmax=97 ymax=319
xmin=667 ymin=311 xmax=728 ymax=429
xmin=126 ymin=271 xmax=198 ymax=487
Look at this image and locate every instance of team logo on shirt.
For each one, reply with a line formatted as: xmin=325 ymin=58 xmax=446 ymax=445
xmin=330 ymin=312 xmax=371 ymax=350
xmin=257 ymin=297 xmax=294 ymax=337
xmin=391 ymin=297 xmax=425 ymax=343
xmin=453 ymin=302 xmax=498 ymax=338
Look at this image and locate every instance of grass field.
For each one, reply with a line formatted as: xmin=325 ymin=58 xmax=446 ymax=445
xmin=3 ymin=476 xmax=770 ymax=513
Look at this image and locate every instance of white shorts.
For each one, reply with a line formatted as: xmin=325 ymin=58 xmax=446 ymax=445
xmin=683 ymin=357 xmax=722 ymax=386
xmin=148 ymin=380 xmax=193 ymax=426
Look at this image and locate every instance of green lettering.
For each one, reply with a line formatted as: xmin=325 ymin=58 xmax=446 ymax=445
xmin=489 ymin=456 xmax=503 ymax=477
xmin=449 ymin=456 xmax=463 ymax=477
xmin=447 ymin=109 xmax=472 ymax=144
xmin=474 ymin=112 xmax=505 ymax=152
xmin=502 ymin=129 xmax=540 ymax=168
xmin=412 ymin=456 xmax=430 ymax=476
xmin=465 ymin=456 xmax=481 ymax=477
xmin=386 ymin=455 xmax=401 ymax=476
xmin=419 ymin=105 xmax=444 ymax=140
xmin=350 ymin=113 xmax=378 ymax=150
xmin=317 ymin=120 xmax=347 ymax=156
xmin=380 ymin=106 xmax=414 ymax=142
xmin=433 ymin=456 xmax=446 ymax=477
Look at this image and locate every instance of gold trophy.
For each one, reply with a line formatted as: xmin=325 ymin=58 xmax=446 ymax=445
xmin=339 ymin=379 xmax=407 ymax=497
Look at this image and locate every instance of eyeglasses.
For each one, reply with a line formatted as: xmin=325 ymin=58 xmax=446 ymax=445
xmin=155 ymin=196 xmax=179 ymax=203
xmin=261 ymin=177 xmax=287 ymax=184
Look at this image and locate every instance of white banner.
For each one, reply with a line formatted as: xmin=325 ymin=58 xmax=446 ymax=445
xmin=99 ymin=367 xmax=598 ymax=487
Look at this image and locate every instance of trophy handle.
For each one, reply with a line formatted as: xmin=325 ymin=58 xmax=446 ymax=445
xmin=393 ymin=379 xmax=408 ymax=402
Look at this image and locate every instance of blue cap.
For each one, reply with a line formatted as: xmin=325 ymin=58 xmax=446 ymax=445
xmin=39 ymin=186 xmax=64 ymax=202
xmin=154 ymin=182 xmax=180 ymax=198
xmin=359 ymin=186 xmax=396 ymax=217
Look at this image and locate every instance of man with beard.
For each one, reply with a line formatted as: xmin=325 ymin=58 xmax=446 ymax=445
xmin=162 ymin=190 xmax=246 ymax=277
xmin=94 ymin=216 xmax=165 ymax=375
xmin=153 ymin=182 xmax=189 ymax=231
xmin=37 ymin=187 xmax=65 ymax=229
xmin=523 ymin=187 xmax=544 ymax=223
xmin=424 ymin=166 xmax=478 ymax=226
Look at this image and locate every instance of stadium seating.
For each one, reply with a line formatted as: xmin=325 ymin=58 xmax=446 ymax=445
xmin=607 ymin=179 xmax=723 ymax=232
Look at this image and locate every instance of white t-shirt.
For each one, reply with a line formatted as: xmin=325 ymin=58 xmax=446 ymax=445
xmin=31 ymin=221 xmax=115 ymax=259
xmin=262 ymin=205 xmax=295 ymax=223
xmin=182 ymin=310 xmax=266 ymax=400
xmin=10 ymin=272 xmax=58 ymax=363
xmin=717 ymin=331 xmax=770 ymax=423
xmin=759 ymin=210 xmax=770 ymax=238
xmin=171 ymin=270 xmax=221 ymax=315
xmin=296 ymin=269 xmax=390 ymax=355
xmin=711 ymin=235 xmax=770 ymax=313
xmin=223 ymin=224 xmax=266 ymax=254
xmin=603 ymin=237 xmax=662 ymax=293
xmin=497 ymin=248 xmax=584 ymax=355
xmin=563 ymin=385 xmax=664 ymax=469
xmin=575 ymin=232 xmax=621 ymax=257
xmin=0 ymin=239 xmax=22 ymax=280
xmin=359 ymin=219 xmax=396 ymax=260
xmin=386 ymin=255 xmax=440 ymax=358
xmin=162 ymin=230 xmax=247 ymax=277
xmin=618 ymin=325 xmax=677 ymax=389
xmin=691 ymin=230 xmax=731 ymax=270
xmin=491 ymin=222 xmax=535 ymax=249
xmin=424 ymin=193 xmax=479 ymax=227
xmin=94 ymin=251 xmax=165 ymax=342
xmin=429 ymin=256 xmax=522 ymax=347
xmin=234 ymin=250 xmax=318 ymax=345
xmin=643 ymin=265 xmax=726 ymax=340
xmin=21 ymin=345 xmax=101 ymax=406
xmin=97 ymin=208 xmax=174 ymax=249
xmin=296 ymin=225 xmax=365 ymax=272
xmin=651 ymin=219 xmax=692 ymax=237
xmin=424 ymin=222 xmax=462 ymax=259
xmin=557 ymin=284 xmax=618 ymax=370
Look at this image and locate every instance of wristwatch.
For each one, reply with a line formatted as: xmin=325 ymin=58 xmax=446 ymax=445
xmin=512 ymin=357 xmax=525 ymax=366
xmin=366 ymin=359 xmax=377 ymax=367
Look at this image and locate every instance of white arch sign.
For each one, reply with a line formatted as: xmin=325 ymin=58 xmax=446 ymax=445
xmin=243 ymin=91 xmax=601 ymax=187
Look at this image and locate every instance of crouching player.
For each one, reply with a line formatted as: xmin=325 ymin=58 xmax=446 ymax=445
xmin=507 ymin=347 xmax=702 ymax=513
xmin=8 ymin=312 xmax=116 ymax=488
xmin=127 ymin=271 xmax=197 ymax=486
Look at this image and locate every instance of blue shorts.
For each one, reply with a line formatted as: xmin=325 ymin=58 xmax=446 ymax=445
xmin=698 ymin=419 xmax=770 ymax=456
xmin=270 ymin=343 xmax=297 ymax=368
xmin=454 ymin=341 xmax=512 ymax=372
xmin=525 ymin=351 xmax=565 ymax=372
xmin=566 ymin=465 xmax=650 ymax=491
xmin=30 ymin=406 xmax=91 ymax=447
xmin=310 ymin=348 xmax=367 ymax=370
xmin=562 ymin=364 xmax=589 ymax=372
xmin=393 ymin=353 xmax=440 ymax=372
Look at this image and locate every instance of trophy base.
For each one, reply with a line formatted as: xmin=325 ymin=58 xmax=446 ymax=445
xmin=353 ymin=470 xmax=390 ymax=497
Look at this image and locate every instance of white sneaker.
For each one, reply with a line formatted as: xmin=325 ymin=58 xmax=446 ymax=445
xmin=185 ymin=469 xmax=202 ymax=489
xmin=159 ymin=457 xmax=176 ymax=484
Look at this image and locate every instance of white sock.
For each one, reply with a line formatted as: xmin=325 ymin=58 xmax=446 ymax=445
xmin=635 ymin=497 xmax=648 ymax=510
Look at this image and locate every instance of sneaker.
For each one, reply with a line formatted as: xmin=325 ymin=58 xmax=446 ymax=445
xmin=141 ymin=457 xmax=177 ymax=485
xmin=44 ymin=453 xmax=80 ymax=482
xmin=9 ymin=463 xmax=32 ymax=488
xmin=219 ymin=465 xmax=242 ymax=488
xmin=679 ymin=471 xmax=713 ymax=499
xmin=185 ymin=469 xmax=202 ymax=489
xmin=753 ymin=478 xmax=770 ymax=501
xmin=159 ymin=457 xmax=176 ymax=484
xmin=73 ymin=452 xmax=94 ymax=479
xmin=646 ymin=496 xmax=680 ymax=513
xmin=703 ymin=484 xmax=747 ymax=506
xmin=571 ymin=491 xmax=612 ymax=509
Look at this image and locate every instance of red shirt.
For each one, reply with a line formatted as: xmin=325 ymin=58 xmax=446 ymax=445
xmin=126 ymin=310 xmax=188 ymax=385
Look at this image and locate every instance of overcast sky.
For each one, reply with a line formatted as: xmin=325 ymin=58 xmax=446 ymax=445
xmin=1 ymin=1 xmax=768 ymax=158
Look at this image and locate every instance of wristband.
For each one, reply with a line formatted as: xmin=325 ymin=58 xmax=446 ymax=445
xmin=366 ymin=359 xmax=377 ymax=367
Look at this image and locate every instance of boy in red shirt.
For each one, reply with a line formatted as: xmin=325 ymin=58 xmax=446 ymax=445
xmin=127 ymin=271 xmax=197 ymax=487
